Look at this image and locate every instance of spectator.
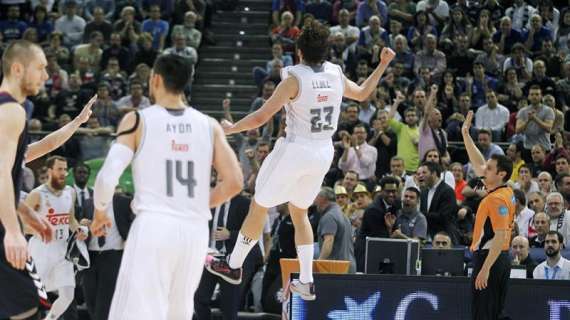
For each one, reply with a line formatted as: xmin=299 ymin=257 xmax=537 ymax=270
xmin=369 ymin=109 xmax=397 ymax=178
xmin=506 ymin=142 xmax=526 ymax=183
xmin=537 ymin=172 xmax=555 ymax=195
xmin=351 ymin=184 xmax=372 ymax=212
xmin=29 ymin=5 xmax=53 ymax=43
xmin=338 ymin=170 xmax=359 ymax=199
xmin=53 ymin=73 xmax=92 ymax=119
xmin=46 ymin=32 xmax=71 ymax=69
xmin=470 ymin=9 xmax=496 ymax=50
xmin=337 ymin=103 xmax=366 ymax=135
xmin=516 ymin=85 xmax=555 ymax=155
xmin=116 ymin=80 xmax=151 ymax=113
xmin=451 ymin=162 xmax=467 ymax=205
xmin=357 ymin=15 xmax=389 ymax=57
xmin=315 ymin=187 xmax=356 ymax=272
xmin=528 ymin=144 xmax=547 ymax=177
xmin=418 ymin=161 xmax=459 ymax=243
xmin=556 ymin=173 xmax=570 ymax=209
xmin=419 ymin=86 xmax=448 ymax=161
xmin=545 ymin=192 xmax=570 ymax=248
xmin=306 ymin=0 xmax=333 ymax=24
xmin=355 ymin=176 xmax=401 ymax=271
xmin=391 ymin=35 xmax=414 ymax=78
xmin=142 ymin=4 xmax=169 ymax=51
xmin=474 ymin=37 xmax=505 ymax=79
xmin=413 ymin=34 xmax=447 ymax=81
xmin=0 ymin=5 xmax=28 ymax=42
xmin=338 ymin=124 xmax=378 ymax=184
xmin=330 ymin=9 xmax=360 ymax=48
xmin=415 ymin=0 xmax=449 ymax=27
xmin=446 ymin=34 xmax=478 ymax=77
xmin=557 ymin=61 xmax=570 ymax=110
xmin=249 ymin=81 xmax=276 ymax=113
xmin=432 ymin=231 xmax=453 ymax=249
xmin=30 ymin=0 xmax=56 ymax=12
xmin=164 ymin=32 xmax=199 ymax=67
xmin=388 ymin=0 xmax=415 ymax=28
xmin=355 ymin=0 xmax=388 ymax=28
xmin=511 ymin=235 xmax=536 ymax=278
xmin=253 ymin=43 xmax=293 ymax=87
xmin=83 ymin=6 xmax=113 ymax=43
xmin=503 ymin=43 xmax=533 ymax=83
xmin=525 ymin=60 xmax=556 ymax=96
xmin=385 ymin=187 xmax=427 ymax=240
xmin=493 ymin=17 xmax=525 ymax=55
xmin=557 ymin=10 xmax=570 ymax=56
xmin=91 ymin=82 xmax=121 ymax=129
xmin=423 ymin=149 xmax=454 ymax=189
xmin=543 ymin=95 xmax=563 ymax=134
xmin=132 ymin=34 xmax=158 ymax=72
xmin=101 ymin=32 xmax=131 ymax=72
xmin=529 ymin=211 xmax=550 ymax=248
xmin=74 ymin=31 xmax=104 ymax=73
xmin=272 ymin=0 xmax=304 ymax=27
xmin=407 ymin=11 xmax=437 ymax=51
xmin=388 ymin=95 xmax=419 ymax=173
xmin=533 ymin=231 xmax=570 ymax=280
xmin=129 ymin=63 xmax=151 ymax=96
xmin=388 ymin=156 xmax=408 ymax=183
xmin=440 ymin=6 xmax=472 ymax=46
xmin=496 ymin=68 xmax=524 ymax=112
xmin=505 ymin=0 xmax=536 ymax=32
xmin=84 ymin=0 xmax=115 ymax=21
xmin=54 ymin=0 xmax=86 ymax=48
xmin=524 ymin=14 xmax=552 ymax=55
xmin=329 ymin=32 xmax=357 ymax=77
xmin=78 ymin=116 xmax=112 ymax=160
xmin=528 ymin=191 xmax=546 ymax=215
xmin=465 ymin=62 xmax=498 ymax=109
xmin=100 ymin=57 xmax=128 ymax=101
xmin=172 ymin=11 xmax=202 ymax=49
xmin=45 ymin=51 xmax=69 ymax=99
xmin=57 ymin=0 xmax=87 ymax=15
xmin=271 ymin=11 xmax=300 ymax=54
xmin=554 ymin=154 xmax=570 ymax=178
xmin=445 ymin=93 xmax=472 ymax=140
xmin=536 ymin=0 xmax=558 ymax=36
xmin=474 ymin=90 xmax=510 ymax=140
xmin=514 ymin=165 xmax=540 ymax=198
xmin=113 ymin=6 xmax=141 ymax=49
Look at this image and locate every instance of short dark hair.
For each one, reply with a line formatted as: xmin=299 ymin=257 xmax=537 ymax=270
xmin=379 ymin=176 xmax=400 ymax=189
xmin=513 ymin=189 xmax=526 ymax=206
xmin=353 ymin=123 xmax=367 ymax=132
xmin=345 ymin=170 xmax=359 ymax=180
xmin=256 ymin=141 xmax=271 ymax=150
xmin=545 ymin=230 xmax=564 ymax=245
xmin=490 ymin=154 xmax=513 ymax=182
xmin=404 ymin=107 xmax=416 ymax=115
xmin=45 ymin=155 xmax=67 ymax=169
xmin=518 ymin=164 xmax=530 ymax=174
xmin=152 ymin=54 xmax=194 ymax=94
xmin=73 ymin=162 xmax=91 ymax=174
xmin=421 ymin=161 xmax=442 ymax=177
xmin=555 ymin=154 xmax=569 ymax=163
xmin=478 ymin=128 xmax=492 ymax=137
xmin=404 ymin=187 xmax=420 ymax=198
xmin=296 ymin=20 xmax=330 ymax=65
xmin=528 ymin=85 xmax=542 ymax=93
xmin=555 ymin=172 xmax=570 ymax=189
xmin=1 ymin=40 xmax=42 ymax=76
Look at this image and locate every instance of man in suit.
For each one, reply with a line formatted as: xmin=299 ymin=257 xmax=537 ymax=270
xmin=418 ymin=161 xmax=460 ymax=244
xmin=194 ymin=193 xmax=262 ymax=320
xmin=354 ymin=176 xmax=401 ymax=272
xmin=73 ymin=162 xmax=93 ymax=222
xmin=80 ymin=191 xmax=133 ymax=320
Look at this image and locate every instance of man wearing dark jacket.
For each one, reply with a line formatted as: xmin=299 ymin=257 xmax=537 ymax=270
xmin=354 ymin=176 xmax=401 ymax=272
xmin=418 ymin=162 xmax=460 ymax=244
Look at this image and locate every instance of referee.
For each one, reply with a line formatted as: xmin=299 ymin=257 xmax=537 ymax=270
xmin=462 ymin=112 xmax=516 ymax=320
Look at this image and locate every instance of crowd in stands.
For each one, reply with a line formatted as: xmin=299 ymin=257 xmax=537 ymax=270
xmin=4 ymin=0 xmax=570 ymax=318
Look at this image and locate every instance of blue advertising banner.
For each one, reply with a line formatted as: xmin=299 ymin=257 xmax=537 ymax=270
xmin=290 ymin=274 xmax=570 ymax=320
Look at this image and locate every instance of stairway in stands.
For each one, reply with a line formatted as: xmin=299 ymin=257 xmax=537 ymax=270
xmin=192 ymin=0 xmax=272 ymax=118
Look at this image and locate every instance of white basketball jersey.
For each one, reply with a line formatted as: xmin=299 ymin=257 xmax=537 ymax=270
xmin=36 ymin=185 xmax=74 ymax=242
xmin=281 ymin=61 xmax=344 ymax=141
xmin=131 ymin=105 xmax=214 ymax=221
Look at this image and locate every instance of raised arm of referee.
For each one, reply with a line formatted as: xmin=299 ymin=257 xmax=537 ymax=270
xmin=462 ymin=111 xmax=516 ymax=320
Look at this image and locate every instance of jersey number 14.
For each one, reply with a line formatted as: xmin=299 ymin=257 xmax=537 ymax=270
xmin=166 ymin=160 xmax=197 ymax=198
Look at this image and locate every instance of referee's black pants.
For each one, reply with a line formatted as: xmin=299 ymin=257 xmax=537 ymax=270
xmin=471 ymin=250 xmax=511 ymax=320
xmin=82 ymin=250 xmax=123 ymax=320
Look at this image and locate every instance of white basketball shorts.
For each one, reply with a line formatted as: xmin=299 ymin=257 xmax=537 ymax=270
xmin=28 ymin=238 xmax=75 ymax=292
xmin=108 ymin=211 xmax=208 ymax=320
xmin=255 ymin=136 xmax=334 ymax=209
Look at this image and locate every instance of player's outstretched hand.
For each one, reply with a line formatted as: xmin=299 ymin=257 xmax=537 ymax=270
xmin=19 ymin=206 xmax=53 ymax=243
xmin=74 ymin=94 xmax=98 ymax=124
xmin=461 ymin=111 xmax=474 ymax=138
xmin=3 ymin=230 xmax=28 ymax=270
xmin=220 ymin=119 xmax=234 ymax=135
xmin=380 ymin=47 xmax=396 ymax=65
xmin=90 ymin=209 xmax=112 ymax=237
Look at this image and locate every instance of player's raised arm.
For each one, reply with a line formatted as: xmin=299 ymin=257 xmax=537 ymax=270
xmin=26 ymin=95 xmax=97 ymax=163
xmin=221 ymin=77 xmax=298 ymax=135
xmin=344 ymin=47 xmax=395 ymax=102
xmin=0 ymin=103 xmax=28 ymax=270
xmin=462 ymin=111 xmax=487 ymax=177
xmin=210 ymin=119 xmax=244 ymax=208
xmin=91 ymin=111 xmax=139 ymax=236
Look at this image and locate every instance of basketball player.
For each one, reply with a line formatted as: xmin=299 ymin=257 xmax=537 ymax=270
xmin=23 ymin=156 xmax=87 ymax=320
xmin=89 ymin=54 xmax=243 ymax=319
xmin=0 ymin=40 xmax=95 ymax=320
xmin=206 ymin=21 xmax=395 ymax=300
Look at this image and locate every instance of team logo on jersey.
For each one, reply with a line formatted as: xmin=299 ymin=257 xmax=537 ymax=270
xmin=46 ymin=211 xmax=70 ymax=225
xmin=317 ymin=94 xmax=328 ymax=103
xmin=171 ymin=139 xmax=189 ymax=152
xmin=498 ymin=205 xmax=508 ymax=216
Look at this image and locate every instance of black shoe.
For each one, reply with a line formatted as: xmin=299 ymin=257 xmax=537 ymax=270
xmin=205 ymin=255 xmax=242 ymax=285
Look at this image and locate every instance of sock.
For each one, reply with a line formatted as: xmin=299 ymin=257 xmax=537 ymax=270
xmin=45 ymin=286 xmax=74 ymax=319
xmin=228 ymin=232 xmax=258 ymax=269
xmin=297 ymin=244 xmax=314 ymax=284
